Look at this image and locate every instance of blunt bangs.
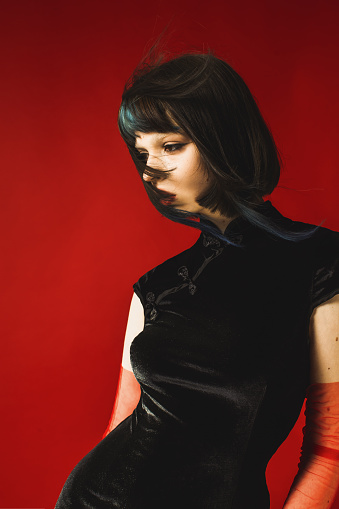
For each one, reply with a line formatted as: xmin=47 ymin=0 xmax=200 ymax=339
xmin=118 ymin=96 xmax=182 ymax=148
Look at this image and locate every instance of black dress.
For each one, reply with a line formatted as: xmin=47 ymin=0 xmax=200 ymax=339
xmin=55 ymin=201 xmax=339 ymax=509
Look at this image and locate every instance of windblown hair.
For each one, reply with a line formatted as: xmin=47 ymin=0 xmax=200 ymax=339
xmin=118 ymin=49 xmax=320 ymax=246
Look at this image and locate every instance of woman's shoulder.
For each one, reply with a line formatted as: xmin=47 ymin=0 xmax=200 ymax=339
xmin=294 ymin=219 xmax=339 ymax=256
xmin=267 ymin=203 xmax=339 ymax=254
xmin=255 ymin=200 xmax=339 ymax=250
xmin=308 ymin=225 xmax=339 ymax=312
xmin=284 ymin=218 xmax=339 ymax=312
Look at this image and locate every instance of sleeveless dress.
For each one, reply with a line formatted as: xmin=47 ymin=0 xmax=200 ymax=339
xmin=55 ymin=200 xmax=339 ymax=509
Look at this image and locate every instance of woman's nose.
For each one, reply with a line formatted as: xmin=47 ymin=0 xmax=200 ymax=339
xmin=146 ymin=153 xmax=165 ymax=170
xmin=142 ymin=154 xmax=165 ymax=183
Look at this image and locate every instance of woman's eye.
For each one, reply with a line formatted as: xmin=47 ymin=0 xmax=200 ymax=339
xmin=164 ymin=143 xmax=185 ymax=153
xmin=135 ymin=143 xmax=185 ymax=162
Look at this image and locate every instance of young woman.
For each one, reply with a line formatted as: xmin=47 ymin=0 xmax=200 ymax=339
xmin=55 ymin=51 xmax=339 ymax=508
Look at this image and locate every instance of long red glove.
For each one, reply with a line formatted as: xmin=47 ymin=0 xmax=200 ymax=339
xmin=102 ymin=364 xmax=141 ymax=439
xmin=283 ymin=381 xmax=339 ymax=508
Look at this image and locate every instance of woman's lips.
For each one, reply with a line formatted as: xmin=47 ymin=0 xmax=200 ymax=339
xmin=160 ymin=194 xmax=176 ymax=205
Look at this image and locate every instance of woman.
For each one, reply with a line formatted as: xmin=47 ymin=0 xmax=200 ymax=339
xmin=55 ymin=51 xmax=339 ymax=508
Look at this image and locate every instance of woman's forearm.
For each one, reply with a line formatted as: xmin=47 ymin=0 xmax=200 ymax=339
xmin=283 ymin=450 xmax=339 ymax=508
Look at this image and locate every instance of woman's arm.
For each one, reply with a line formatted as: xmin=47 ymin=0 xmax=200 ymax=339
xmin=283 ymin=293 xmax=339 ymax=508
xmin=102 ymin=292 xmax=143 ymax=438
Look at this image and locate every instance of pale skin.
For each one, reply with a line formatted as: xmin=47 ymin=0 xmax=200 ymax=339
xmin=107 ymin=131 xmax=339 ymax=466
xmin=134 ymin=130 xmax=253 ymax=234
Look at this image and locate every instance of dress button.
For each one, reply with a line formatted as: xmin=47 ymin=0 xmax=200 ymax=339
xmin=145 ymin=292 xmax=158 ymax=321
xmin=177 ymin=265 xmax=197 ymax=295
xmin=149 ymin=308 xmax=158 ymax=321
xmin=202 ymin=235 xmax=221 ymax=248
xmin=177 ymin=266 xmax=189 ymax=278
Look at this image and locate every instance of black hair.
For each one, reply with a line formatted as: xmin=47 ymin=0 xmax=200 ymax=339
xmin=118 ymin=49 xmax=320 ymax=246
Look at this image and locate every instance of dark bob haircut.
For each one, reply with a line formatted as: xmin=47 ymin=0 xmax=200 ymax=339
xmin=118 ymin=50 xmax=320 ymax=246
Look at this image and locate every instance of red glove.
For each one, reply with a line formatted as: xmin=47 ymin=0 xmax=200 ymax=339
xmin=102 ymin=364 xmax=141 ymax=439
xmin=102 ymin=292 xmax=143 ymax=439
xmin=283 ymin=381 xmax=339 ymax=508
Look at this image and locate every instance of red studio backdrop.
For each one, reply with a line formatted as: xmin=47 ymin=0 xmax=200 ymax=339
xmin=0 ymin=1 xmax=338 ymax=508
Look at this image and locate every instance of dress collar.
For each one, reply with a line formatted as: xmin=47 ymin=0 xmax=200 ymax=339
xmin=224 ymin=199 xmax=278 ymax=232
xmin=198 ymin=200 xmax=285 ymax=247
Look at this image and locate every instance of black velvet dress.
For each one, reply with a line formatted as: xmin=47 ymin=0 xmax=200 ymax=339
xmin=55 ymin=201 xmax=339 ymax=509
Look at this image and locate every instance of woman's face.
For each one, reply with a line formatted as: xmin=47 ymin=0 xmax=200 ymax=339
xmin=134 ymin=131 xmax=211 ymax=212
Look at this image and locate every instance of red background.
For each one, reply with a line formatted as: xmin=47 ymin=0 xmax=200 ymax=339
xmin=1 ymin=1 xmax=338 ymax=508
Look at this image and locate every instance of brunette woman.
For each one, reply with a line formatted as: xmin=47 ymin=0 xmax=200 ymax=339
xmin=56 ymin=51 xmax=339 ymax=509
